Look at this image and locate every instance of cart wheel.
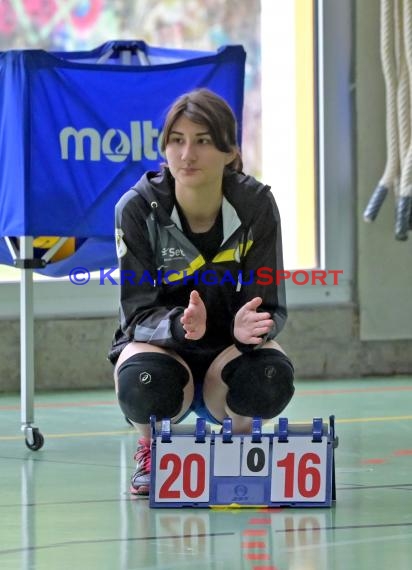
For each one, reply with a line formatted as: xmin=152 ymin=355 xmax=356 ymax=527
xmin=25 ymin=428 xmax=44 ymax=451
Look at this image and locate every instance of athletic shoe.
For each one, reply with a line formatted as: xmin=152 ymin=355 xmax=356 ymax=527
xmin=130 ymin=437 xmax=151 ymax=496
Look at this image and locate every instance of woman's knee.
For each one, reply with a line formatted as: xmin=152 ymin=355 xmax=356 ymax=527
xmin=115 ymin=342 xmax=191 ymax=382
xmin=115 ymin=343 xmax=193 ymax=424
xmin=221 ymin=347 xmax=295 ymax=419
xmin=204 ymin=341 xmax=287 ymax=383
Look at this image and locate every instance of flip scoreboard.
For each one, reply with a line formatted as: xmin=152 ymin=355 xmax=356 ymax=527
xmin=149 ymin=415 xmax=338 ymax=508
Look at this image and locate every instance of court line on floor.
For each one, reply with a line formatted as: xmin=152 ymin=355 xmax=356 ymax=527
xmin=337 ymin=483 xmax=412 ymax=491
xmin=277 ymin=521 xmax=412 ymax=533
xmin=296 ymin=385 xmax=412 ymax=396
xmin=0 ymin=429 xmax=132 ymax=441
xmin=0 ymin=497 xmax=140 ymax=509
xmin=336 ymin=415 xmax=412 ymax=423
xmin=0 ymin=452 xmax=123 ymax=469
xmin=0 ymin=531 xmax=235 ymax=557
xmin=1 ymin=414 xmax=412 ymax=442
xmin=0 ymin=400 xmax=117 ymax=411
xmin=1 ymin=383 xmax=412 ymax=411
xmin=2 ymin=520 xmax=410 ymax=558
xmin=280 ymin=530 xmax=412 ymax=553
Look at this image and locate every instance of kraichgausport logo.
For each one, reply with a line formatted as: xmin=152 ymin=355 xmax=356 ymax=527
xmin=68 ymin=267 xmax=344 ymax=286
xmin=59 ymin=121 xmax=165 ymax=162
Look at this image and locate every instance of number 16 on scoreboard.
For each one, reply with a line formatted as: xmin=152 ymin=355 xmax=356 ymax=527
xmin=271 ymin=436 xmax=328 ymax=503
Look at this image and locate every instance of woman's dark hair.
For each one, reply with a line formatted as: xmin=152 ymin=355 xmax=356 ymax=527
xmin=161 ymin=88 xmax=243 ymax=172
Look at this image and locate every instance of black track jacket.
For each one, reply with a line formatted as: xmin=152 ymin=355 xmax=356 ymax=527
xmin=108 ymin=168 xmax=287 ymax=364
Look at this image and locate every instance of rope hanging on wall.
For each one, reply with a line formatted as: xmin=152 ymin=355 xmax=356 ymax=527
xmin=363 ymin=0 xmax=412 ymax=240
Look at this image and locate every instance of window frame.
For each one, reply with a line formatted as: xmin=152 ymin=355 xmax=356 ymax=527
xmin=285 ymin=0 xmax=354 ymax=307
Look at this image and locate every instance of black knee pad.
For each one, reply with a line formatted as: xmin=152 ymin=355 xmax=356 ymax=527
xmin=117 ymin=353 xmax=189 ymax=423
xmin=222 ymin=349 xmax=295 ymax=419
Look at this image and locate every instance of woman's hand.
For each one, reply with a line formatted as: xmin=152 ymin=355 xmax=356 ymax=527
xmin=180 ymin=290 xmax=207 ymax=340
xmin=233 ymin=296 xmax=274 ymax=345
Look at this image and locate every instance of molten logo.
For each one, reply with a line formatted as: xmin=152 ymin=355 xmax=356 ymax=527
xmin=59 ymin=121 xmax=164 ymax=162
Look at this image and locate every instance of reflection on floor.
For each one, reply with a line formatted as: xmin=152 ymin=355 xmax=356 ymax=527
xmin=0 ymin=377 xmax=411 ymax=570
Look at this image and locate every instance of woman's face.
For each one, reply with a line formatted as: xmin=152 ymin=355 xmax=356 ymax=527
xmin=165 ymin=115 xmax=235 ymax=191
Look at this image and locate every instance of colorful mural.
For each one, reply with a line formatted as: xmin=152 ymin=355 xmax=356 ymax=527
xmin=0 ymin=0 xmax=261 ymax=174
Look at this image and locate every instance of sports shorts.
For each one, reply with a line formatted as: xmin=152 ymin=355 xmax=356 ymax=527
xmin=175 ymin=347 xmax=224 ymax=425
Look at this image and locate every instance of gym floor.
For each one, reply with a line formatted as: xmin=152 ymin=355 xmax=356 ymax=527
xmin=1 ymin=376 xmax=411 ymax=570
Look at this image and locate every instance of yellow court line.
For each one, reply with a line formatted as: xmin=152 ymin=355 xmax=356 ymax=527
xmin=0 ymin=429 xmax=133 ymax=442
xmin=1 ymin=415 xmax=412 ymax=442
xmin=336 ymin=415 xmax=412 ymax=424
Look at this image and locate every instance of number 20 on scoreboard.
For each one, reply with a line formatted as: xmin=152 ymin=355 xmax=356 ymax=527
xmin=150 ymin=416 xmax=338 ymax=508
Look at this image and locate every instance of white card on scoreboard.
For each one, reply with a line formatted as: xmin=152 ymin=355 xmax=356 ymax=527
xmin=154 ymin=437 xmax=211 ymax=503
xmin=213 ymin=437 xmax=241 ymax=476
xmin=270 ymin=437 xmax=328 ymax=503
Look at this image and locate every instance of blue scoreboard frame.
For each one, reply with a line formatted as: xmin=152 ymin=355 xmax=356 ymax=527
xmin=149 ymin=416 xmax=338 ymax=508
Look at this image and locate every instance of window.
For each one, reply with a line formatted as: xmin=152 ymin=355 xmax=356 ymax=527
xmin=0 ymin=0 xmax=353 ymax=317
xmin=262 ymin=0 xmax=353 ymax=305
xmin=262 ymin=0 xmax=317 ymax=271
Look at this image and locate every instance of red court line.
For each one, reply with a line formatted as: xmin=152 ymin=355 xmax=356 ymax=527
xmin=1 ymin=385 xmax=410 ymax=411
xmin=242 ymin=541 xmax=266 ymax=548
xmin=0 ymin=400 xmax=116 ymax=411
xmin=248 ymin=518 xmax=272 ymax=525
xmin=242 ymin=529 xmax=268 ymax=536
xmin=252 ymin=566 xmax=279 ymax=570
xmin=361 ymin=458 xmax=387 ymax=464
xmin=245 ymin=553 xmax=270 ymax=561
xmin=297 ymin=385 xmax=412 ymax=396
xmin=393 ymin=449 xmax=412 ymax=456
